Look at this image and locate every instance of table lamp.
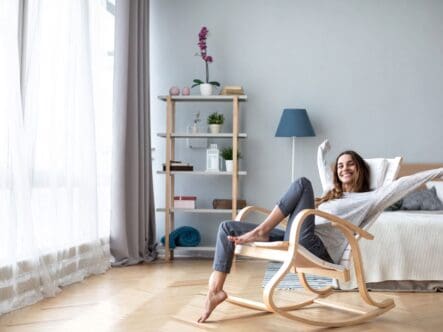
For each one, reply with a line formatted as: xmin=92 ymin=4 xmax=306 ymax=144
xmin=275 ymin=108 xmax=316 ymax=182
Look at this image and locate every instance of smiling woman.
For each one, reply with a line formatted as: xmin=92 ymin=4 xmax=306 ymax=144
xmin=335 ymin=151 xmax=370 ymax=193
xmin=315 ymin=149 xmax=370 ymax=207
xmin=0 ymin=0 xmax=114 ymax=315
xmin=337 ymin=154 xmax=357 ymax=189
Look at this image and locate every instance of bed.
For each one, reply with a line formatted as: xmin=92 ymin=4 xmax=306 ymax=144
xmin=337 ymin=163 xmax=443 ymax=291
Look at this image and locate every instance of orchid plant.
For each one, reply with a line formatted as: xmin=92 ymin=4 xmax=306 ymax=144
xmin=192 ymin=27 xmax=220 ymax=88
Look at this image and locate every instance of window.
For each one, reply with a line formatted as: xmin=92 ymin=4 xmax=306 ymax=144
xmin=0 ymin=0 xmax=114 ymax=262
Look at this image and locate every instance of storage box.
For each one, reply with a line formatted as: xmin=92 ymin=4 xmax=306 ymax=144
xmin=212 ymin=199 xmax=247 ymax=209
xmin=174 ymin=196 xmax=196 ymax=209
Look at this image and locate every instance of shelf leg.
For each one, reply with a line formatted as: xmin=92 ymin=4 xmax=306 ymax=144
xmin=232 ymin=96 xmax=239 ymax=219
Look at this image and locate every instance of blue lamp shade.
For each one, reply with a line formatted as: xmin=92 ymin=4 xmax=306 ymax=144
xmin=275 ymin=109 xmax=315 ymax=137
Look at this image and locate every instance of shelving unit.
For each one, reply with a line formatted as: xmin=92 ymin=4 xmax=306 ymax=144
xmin=156 ymin=171 xmax=247 ymax=175
xmin=156 ymin=208 xmax=232 ymax=214
xmin=157 ymin=95 xmax=247 ymax=260
xmin=157 ymin=133 xmax=247 ymax=138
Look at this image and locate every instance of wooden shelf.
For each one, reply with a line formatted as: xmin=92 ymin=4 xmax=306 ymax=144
xmin=156 ymin=208 xmax=232 ymax=214
xmin=157 ymin=133 xmax=247 ymax=138
xmin=158 ymin=94 xmax=246 ymax=260
xmin=157 ymin=171 xmax=247 ymax=175
xmin=158 ymin=95 xmax=247 ymax=102
xmin=157 ymin=245 xmax=215 ymax=258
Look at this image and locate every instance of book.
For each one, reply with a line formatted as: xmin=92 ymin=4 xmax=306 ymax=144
xmin=162 ymin=161 xmax=194 ymax=171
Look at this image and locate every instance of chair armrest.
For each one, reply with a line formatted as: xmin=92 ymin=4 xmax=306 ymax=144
xmin=312 ymin=210 xmax=373 ymax=240
xmin=290 ymin=209 xmax=374 ymax=245
xmin=292 ymin=209 xmax=374 ymax=241
xmin=235 ymin=206 xmax=272 ymax=221
xmin=235 ymin=205 xmax=288 ymax=229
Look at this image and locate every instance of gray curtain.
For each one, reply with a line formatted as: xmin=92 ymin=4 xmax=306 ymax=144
xmin=111 ymin=0 xmax=157 ymax=266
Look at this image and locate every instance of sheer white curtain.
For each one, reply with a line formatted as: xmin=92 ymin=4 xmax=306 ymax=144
xmin=0 ymin=0 xmax=112 ymax=314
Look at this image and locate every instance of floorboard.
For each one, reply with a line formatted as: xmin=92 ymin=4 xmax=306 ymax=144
xmin=0 ymin=259 xmax=442 ymax=331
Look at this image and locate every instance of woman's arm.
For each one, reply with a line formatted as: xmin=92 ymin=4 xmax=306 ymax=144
xmin=371 ymin=167 xmax=443 ymax=212
xmin=317 ymin=139 xmax=334 ymax=193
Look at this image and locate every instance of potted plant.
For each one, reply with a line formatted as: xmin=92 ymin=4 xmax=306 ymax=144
xmin=192 ymin=26 xmax=220 ymax=96
xmin=207 ymin=112 xmax=224 ymax=133
xmin=220 ymin=147 xmax=242 ymax=172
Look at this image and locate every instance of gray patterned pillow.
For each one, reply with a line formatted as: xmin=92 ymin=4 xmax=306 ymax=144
xmin=401 ymin=187 xmax=443 ymax=211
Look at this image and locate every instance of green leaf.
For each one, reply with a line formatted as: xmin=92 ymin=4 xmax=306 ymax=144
xmin=209 ymin=81 xmax=220 ymax=87
xmin=220 ymin=146 xmax=242 ymax=160
xmin=193 ymin=79 xmax=203 ymax=84
xmin=191 ymin=83 xmax=201 ymax=88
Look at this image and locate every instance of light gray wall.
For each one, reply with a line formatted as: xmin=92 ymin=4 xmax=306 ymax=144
xmin=150 ymin=0 xmax=443 ymax=245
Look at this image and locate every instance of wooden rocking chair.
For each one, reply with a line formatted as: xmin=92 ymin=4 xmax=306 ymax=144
xmin=226 ymin=206 xmax=395 ymax=328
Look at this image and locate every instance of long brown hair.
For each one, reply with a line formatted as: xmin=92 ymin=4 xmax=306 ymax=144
xmin=315 ymin=150 xmax=370 ymax=207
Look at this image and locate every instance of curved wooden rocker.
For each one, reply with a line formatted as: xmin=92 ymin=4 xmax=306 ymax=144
xmin=226 ymin=207 xmax=395 ymax=328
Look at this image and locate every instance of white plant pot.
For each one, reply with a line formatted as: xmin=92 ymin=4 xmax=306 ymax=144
xmin=225 ymin=160 xmax=233 ymax=172
xmin=200 ymin=83 xmax=213 ymax=96
xmin=209 ymin=124 xmax=221 ymax=134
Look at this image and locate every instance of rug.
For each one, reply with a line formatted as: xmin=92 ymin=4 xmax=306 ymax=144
xmin=262 ymin=262 xmax=333 ymax=290
xmin=263 ymin=262 xmax=443 ymax=292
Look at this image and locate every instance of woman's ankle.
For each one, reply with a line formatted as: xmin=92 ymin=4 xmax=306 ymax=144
xmin=209 ymin=271 xmax=227 ymax=292
xmin=255 ymin=227 xmax=269 ymax=238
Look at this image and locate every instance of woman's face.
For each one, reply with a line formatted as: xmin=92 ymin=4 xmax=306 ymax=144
xmin=337 ymin=154 xmax=357 ymax=189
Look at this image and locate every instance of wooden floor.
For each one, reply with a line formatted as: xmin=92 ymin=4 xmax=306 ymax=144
xmin=0 ymin=259 xmax=442 ymax=331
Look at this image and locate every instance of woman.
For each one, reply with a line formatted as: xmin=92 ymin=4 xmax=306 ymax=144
xmin=198 ymin=140 xmax=443 ymax=323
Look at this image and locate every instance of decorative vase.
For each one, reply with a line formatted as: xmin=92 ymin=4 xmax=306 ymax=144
xmin=209 ymin=124 xmax=221 ymax=134
xmin=200 ymin=83 xmax=213 ymax=96
xmin=182 ymin=87 xmax=190 ymax=96
xmin=225 ymin=160 xmax=233 ymax=172
xmin=169 ymin=86 xmax=180 ymax=95
xmin=191 ymin=123 xmax=199 ymax=134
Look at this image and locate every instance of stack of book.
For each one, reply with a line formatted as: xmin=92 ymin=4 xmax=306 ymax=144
xmin=220 ymin=86 xmax=245 ymax=95
xmin=162 ymin=161 xmax=193 ymax=171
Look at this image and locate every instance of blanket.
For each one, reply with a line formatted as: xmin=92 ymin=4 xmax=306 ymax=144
xmin=161 ymin=226 xmax=201 ymax=249
xmin=338 ymin=211 xmax=443 ymax=290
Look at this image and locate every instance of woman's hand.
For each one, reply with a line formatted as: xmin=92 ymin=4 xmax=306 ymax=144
xmin=320 ymin=139 xmax=331 ymax=152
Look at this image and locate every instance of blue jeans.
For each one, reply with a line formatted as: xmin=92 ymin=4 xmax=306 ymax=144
xmin=213 ymin=177 xmax=333 ymax=273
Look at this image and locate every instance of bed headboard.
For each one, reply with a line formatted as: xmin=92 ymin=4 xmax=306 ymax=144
xmin=398 ymin=163 xmax=443 ymax=181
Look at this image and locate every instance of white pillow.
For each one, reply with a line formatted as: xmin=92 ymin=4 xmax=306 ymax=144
xmin=364 ymin=158 xmax=388 ymax=190
xmin=382 ymin=157 xmax=403 ymax=186
xmin=425 ymin=181 xmax=443 ymax=202
xmin=364 ymin=157 xmax=403 ymax=189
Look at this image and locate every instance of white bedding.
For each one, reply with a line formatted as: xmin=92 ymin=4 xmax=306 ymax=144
xmin=337 ymin=211 xmax=443 ymax=290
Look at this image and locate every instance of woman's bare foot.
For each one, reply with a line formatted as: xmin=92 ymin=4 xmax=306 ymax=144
xmin=197 ymin=289 xmax=228 ymax=323
xmin=227 ymin=228 xmax=269 ymax=244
